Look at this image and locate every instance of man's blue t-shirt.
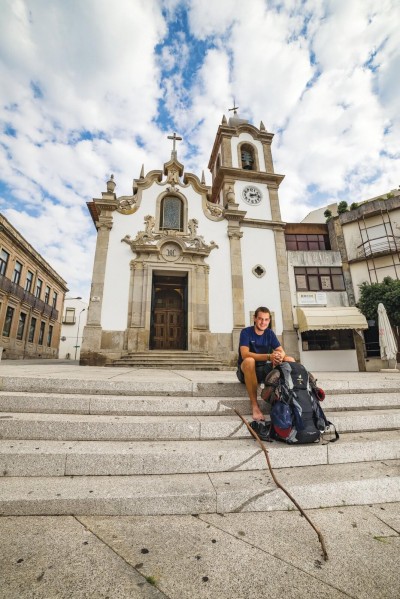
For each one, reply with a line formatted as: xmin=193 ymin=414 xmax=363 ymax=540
xmin=237 ymin=326 xmax=280 ymax=368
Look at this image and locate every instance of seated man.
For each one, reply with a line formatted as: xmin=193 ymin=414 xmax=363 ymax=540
xmin=237 ymin=306 xmax=294 ymax=421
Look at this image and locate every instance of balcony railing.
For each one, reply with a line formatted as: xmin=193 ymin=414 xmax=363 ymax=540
xmin=0 ymin=274 xmax=59 ymax=320
xmin=356 ymin=235 xmax=400 ymax=259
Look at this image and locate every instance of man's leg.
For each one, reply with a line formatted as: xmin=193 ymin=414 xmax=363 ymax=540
xmin=241 ymin=357 xmax=265 ymax=421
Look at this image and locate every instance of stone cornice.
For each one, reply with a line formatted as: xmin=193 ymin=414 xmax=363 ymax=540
xmin=242 ymin=218 xmax=285 ymax=230
xmin=210 ymin=167 xmax=284 ymax=203
xmin=0 ymin=213 xmax=68 ymax=289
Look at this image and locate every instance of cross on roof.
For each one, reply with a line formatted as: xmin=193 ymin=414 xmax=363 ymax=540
xmin=228 ymin=100 xmax=239 ymax=115
xmin=167 ymin=132 xmax=182 ymax=154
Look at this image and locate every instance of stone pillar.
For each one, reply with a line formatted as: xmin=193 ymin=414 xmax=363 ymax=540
xmin=80 ymin=191 xmax=118 ymax=364
xmin=193 ymin=264 xmax=209 ymax=330
xmin=221 ymin=136 xmax=233 ymax=167
xmin=267 ymin=182 xmax=282 ymax=222
xmin=224 ymin=186 xmax=247 ymax=349
xmin=228 ymin=227 xmax=245 ymax=330
xmin=273 ymin=225 xmax=299 ymax=360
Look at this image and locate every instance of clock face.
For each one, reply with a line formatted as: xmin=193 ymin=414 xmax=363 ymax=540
xmin=242 ymin=185 xmax=262 ymax=205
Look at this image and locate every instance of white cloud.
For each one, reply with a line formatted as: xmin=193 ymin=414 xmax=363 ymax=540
xmin=0 ymin=0 xmax=399 ymax=295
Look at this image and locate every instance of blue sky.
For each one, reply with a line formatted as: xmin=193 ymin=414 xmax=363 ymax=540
xmin=0 ymin=0 xmax=399 ymax=299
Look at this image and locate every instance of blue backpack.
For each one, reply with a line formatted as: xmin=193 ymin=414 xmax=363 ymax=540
xmin=265 ymin=362 xmax=338 ymax=444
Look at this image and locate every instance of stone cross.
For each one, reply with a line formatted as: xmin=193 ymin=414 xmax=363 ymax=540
xmin=167 ymin=132 xmax=182 ymax=155
xmin=228 ymin=100 xmax=239 ymax=115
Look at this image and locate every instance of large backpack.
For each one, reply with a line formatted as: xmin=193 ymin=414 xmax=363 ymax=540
xmin=263 ymin=362 xmax=339 ymax=444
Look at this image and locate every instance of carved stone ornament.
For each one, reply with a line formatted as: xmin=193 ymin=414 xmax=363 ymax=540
xmin=122 ymin=215 xmax=218 ymax=258
xmin=205 ymin=202 xmax=224 ymax=218
xmin=117 ymin=194 xmax=138 ymax=214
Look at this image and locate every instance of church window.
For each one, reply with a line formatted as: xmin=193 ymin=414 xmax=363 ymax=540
xmin=241 ymin=144 xmax=255 ymax=170
xmin=160 ymin=196 xmax=183 ymax=231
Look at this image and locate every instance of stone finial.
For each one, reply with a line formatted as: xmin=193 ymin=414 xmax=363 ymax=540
xmin=226 ymin=186 xmax=236 ymax=205
xmin=106 ymin=174 xmax=116 ymax=193
xmin=222 ymin=115 xmax=227 ymax=124
xmin=260 ymin=120 xmax=266 ymax=131
xmin=140 ymin=164 xmax=145 ymax=179
xmin=201 ymin=170 xmax=206 ymax=184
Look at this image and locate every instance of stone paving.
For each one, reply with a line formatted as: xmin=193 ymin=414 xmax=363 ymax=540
xmin=0 ymin=362 xmax=399 ymax=598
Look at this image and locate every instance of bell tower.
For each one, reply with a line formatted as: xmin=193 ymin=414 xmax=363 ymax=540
xmin=208 ymin=107 xmax=299 ymax=360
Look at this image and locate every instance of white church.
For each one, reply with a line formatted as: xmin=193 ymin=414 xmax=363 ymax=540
xmin=81 ymin=111 xmax=368 ymax=370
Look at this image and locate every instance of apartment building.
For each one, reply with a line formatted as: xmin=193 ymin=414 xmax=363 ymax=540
xmin=0 ymin=213 xmax=68 ymax=359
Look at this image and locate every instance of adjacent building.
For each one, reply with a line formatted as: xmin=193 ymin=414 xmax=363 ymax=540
xmin=0 ymin=213 xmax=68 ymax=359
xmin=284 ymin=222 xmax=367 ymax=372
xmin=59 ymin=297 xmax=88 ymax=360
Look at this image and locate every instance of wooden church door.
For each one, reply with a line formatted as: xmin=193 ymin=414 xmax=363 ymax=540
xmin=150 ymin=276 xmax=187 ymax=350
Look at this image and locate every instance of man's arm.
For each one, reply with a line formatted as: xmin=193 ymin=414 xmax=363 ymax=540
xmin=240 ymin=344 xmax=285 ymax=363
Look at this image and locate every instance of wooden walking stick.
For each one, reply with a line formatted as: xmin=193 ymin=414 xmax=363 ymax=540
xmin=234 ymin=409 xmax=329 ymax=561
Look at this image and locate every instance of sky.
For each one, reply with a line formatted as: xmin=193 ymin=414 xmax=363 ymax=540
xmin=0 ymin=0 xmax=399 ymax=299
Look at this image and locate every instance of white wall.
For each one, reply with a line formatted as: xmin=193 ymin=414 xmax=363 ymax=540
xmin=299 ymin=349 xmax=359 ymax=372
xmin=241 ymin=227 xmax=283 ymax=332
xmin=59 ymin=298 xmax=88 ymax=360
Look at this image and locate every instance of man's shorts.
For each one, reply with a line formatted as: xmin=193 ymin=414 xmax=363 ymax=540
xmin=236 ymin=361 xmax=273 ymax=384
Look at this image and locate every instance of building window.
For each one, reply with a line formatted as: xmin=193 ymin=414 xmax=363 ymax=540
xmin=0 ymin=249 xmax=10 ymax=276
xmin=240 ymin=144 xmax=255 ymax=170
xmin=16 ymin=312 xmax=27 ymax=340
xmin=160 ymin=196 xmax=183 ymax=231
xmin=52 ymin=291 xmax=58 ymax=309
xmin=44 ymin=285 xmax=50 ymax=304
xmin=25 ymin=270 xmax=34 ymax=293
xmin=63 ymin=307 xmax=76 ymax=324
xmin=38 ymin=321 xmax=45 ymax=345
xmin=2 ymin=306 xmax=15 ymax=337
xmin=285 ymin=234 xmax=331 ymax=251
xmin=12 ymin=261 xmax=23 ymax=285
xmin=35 ymin=278 xmax=43 ymax=298
xmin=294 ymin=267 xmax=345 ymax=291
xmin=301 ymin=329 xmax=355 ymax=351
xmin=28 ymin=317 xmax=37 ymax=343
xmin=47 ymin=324 xmax=53 ymax=347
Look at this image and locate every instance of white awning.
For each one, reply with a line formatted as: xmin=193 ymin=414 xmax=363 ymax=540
xmin=297 ymin=306 xmax=368 ymax=333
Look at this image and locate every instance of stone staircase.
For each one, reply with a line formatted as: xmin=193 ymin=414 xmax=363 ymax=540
xmin=0 ymin=375 xmax=399 ymax=515
xmin=107 ymin=350 xmax=225 ymax=370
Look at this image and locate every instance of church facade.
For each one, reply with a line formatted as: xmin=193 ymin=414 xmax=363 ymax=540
xmin=81 ymin=113 xmax=299 ymax=367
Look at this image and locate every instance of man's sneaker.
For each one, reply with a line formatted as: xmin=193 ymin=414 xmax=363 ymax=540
xmin=250 ymin=420 xmax=272 ymax=441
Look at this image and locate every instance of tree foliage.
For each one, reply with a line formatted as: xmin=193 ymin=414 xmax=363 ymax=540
xmin=357 ymin=277 xmax=400 ymax=326
xmin=337 ymin=200 xmax=348 ymax=214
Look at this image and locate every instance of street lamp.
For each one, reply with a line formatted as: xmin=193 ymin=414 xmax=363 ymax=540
xmin=74 ymin=308 xmax=86 ymax=360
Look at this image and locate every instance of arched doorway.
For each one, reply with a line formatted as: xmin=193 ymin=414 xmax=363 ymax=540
xmin=150 ymin=274 xmax=187 ymax=349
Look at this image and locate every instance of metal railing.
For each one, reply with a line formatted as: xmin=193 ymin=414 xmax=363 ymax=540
xmin=0 ymin=274 xmax=59 ymax=320
xmin=356 ymin=235 xmax=400 ymax=259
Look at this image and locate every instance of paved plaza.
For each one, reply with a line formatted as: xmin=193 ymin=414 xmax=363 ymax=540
xmin=0 ymin=361 xmax=399 ymax=598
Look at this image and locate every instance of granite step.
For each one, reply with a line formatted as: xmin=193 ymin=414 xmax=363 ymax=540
xmin=0 ymin=409 xmax=399 ymax=441
xmin=1 ymin=375 xmax=399 ymax=397
xmin=0 ymin=459 xmax=398 ymax=516
xmin=109 ymin=350 xmax=225 ymax=370
xmin=1 ymin=431 xmax=399 ymax=477
xmin=1 ymin=391 xmax=399 ymax=415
